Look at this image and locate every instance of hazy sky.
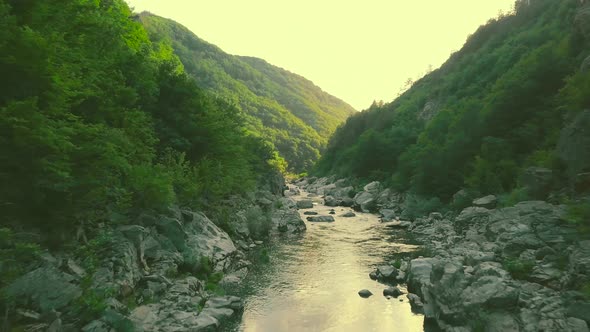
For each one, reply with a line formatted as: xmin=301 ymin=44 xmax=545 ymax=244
xmin=126 ymin=0 xmax=515 ymax=110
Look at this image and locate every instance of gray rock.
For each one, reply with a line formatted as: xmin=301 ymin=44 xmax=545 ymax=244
xmin=296 ymin=200 xmax=314 ymax=209
xmin=369 ymin=271 xmax=378 ymax=280
xmin=461 ymin=276 xmax=519 ymax=308
xmin=407 ymin=258 xmax=436 ymax=296
xmin=380 ymin=209 xmax=397 ymax=222
xmin=324 ymin=195 xmax=339 ymax=207
xmin=353 ymin=191 xmax=376 ymax=213
xmin=340 ymin=211 xmax=356 ymax=218
xmin=472 ymin=195 xmax=497 ymax=209
xmin=65 ymin=259 xmax=87 ymax=279
xmin=377 ymin=265 xmax=399 ymax=281
xmin=407 ymin=293 xmax=424 ymax=314
xmin=568 ymin=317 xmax=590 ymax=332
xmin=429 ymin=212 xmax=443 ymax=220
xmin=303 ymin=211 xmax=318 ymax=215
xmin=4 ymin=266 xmax=82 ymax=312
xmin=383 ymin=287 xmax=404 ymax=298
xmin=363 ymin=181 xmax=381 ymax=194
xmin=274 ymin=209 xmax=307 ymax=233
xmin=530 ymin=263 xmax=562 ymax=284
xmin=358 ymin=289 xmax=373 ymax=298
xmin=306 ymin=216 xmax=335 ymax=222
xmin=485 ymin=312 xmax=520 ymax=332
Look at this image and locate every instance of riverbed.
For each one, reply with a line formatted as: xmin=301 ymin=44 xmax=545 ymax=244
xmin=224 ymin=185 xmax=424 ymax=332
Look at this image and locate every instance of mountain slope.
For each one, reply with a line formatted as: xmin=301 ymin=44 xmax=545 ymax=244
xmin=137 ymin=13 xmax=355 ymax=172
xmin=315 ymin=0 xmax=590 ymax=205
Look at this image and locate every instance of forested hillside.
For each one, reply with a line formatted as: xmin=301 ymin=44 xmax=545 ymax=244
xmin=0 ymin=0 xmax=281 ymax=240
xmin=315 ymin=0 xmax=590 ymax=211
xmin=137 ymin=13 xmax=356 ymax=172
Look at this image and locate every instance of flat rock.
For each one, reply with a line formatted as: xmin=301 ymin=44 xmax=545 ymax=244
xmin=306 ymin=216 xmax=335 ymax=222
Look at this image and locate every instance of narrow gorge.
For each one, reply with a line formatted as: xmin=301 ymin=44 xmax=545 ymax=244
xmin=2 ymin=0 xmax=590 ymax=331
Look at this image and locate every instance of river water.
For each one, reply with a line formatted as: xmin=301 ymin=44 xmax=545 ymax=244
xmin=224 ymin=185 xmax=424 ymax=332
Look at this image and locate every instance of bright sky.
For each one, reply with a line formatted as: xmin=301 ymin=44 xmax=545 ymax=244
xmin=126 ymin=0 xmax=515 ymax=110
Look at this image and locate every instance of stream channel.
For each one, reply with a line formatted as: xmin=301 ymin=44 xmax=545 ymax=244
xmin=224 ymin=184 xmax=425 ymax=332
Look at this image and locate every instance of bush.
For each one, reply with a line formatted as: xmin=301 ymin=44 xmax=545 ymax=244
xmin=566 ymin=200 xmax=590 ymax=234
xmin=75 ymin=230 xmax=114 ymax=273
xmin=0 ymin=228 xmax=41 ymax=288
xmin=127 ymin=164 xmax=176 ymax=211
xmin=504 ymin=258 xmax=535 ymax=280
xmin=498 ymin=187 xmax=530 ymax=207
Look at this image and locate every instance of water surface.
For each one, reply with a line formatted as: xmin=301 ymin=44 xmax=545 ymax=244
xmin=225 ymin=186 xmax=424 ymax=332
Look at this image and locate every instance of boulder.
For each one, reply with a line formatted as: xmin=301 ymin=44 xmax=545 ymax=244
xmin=358 ymin=289 xmax=373 ymax=298
xmin=472 ymin=195 xmax=497 ymax=209
xmin=407 ymin=293 xmax=424 ymax=314
xmin=407 ymin=258 xmax=437 ymax=296
xmin=324 ymin=196 xmax=339 ymax=207
xmin=379 ymin=209 xmax=397 ymax=222
xmin=306 ymin=216 xmax=335 ymax=222
xmin=340 ymin=211 xmax=356 ymax=218
xmin=4 ymin=266 xmax=82 ymax=312
xmin=296 ymin=200 xmax=314 ymax=209
xmin=353 ymin=191 xmax=377 ymax=213
xmin=363 ymin=181 xmax=381 ymax=194
xmin=383 ymin=287 xmax=404 ymax=298
xmin=303 ymin=211 xmax=318 ymax=215
xmin=377 ymin=265 xmax=399 ymax=281
xmin=273 ymin=209 xmax=306 ymax=233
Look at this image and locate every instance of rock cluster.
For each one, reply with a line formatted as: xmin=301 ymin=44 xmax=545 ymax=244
xmin=404 ymin=201 xmax=590 ymax=331
xmin=3 ymin=190 xmax=305 ymax=331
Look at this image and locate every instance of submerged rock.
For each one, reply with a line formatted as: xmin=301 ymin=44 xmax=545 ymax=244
xmin=306 ymin=216 xmax=335 ymax=222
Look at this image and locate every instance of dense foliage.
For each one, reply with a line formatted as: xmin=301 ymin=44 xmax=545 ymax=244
xmin=138 ymin=13 xmax=356 ymax=172
xmin=0 ymin=0 xmax=282 ymax=240
xmin=316 ymin=0 xmax=590 ymax=205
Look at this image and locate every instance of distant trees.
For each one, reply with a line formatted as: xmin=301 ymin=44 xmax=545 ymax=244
xmin=314 ymin=0 xmax=589 ymax=204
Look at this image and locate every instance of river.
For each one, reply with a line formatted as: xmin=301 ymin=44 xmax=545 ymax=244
xmin=224 ymin=184 xmax=425 ymax=332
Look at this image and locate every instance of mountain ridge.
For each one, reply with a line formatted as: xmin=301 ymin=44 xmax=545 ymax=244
xmin=137 ymin=12 xmax=355 ymax=172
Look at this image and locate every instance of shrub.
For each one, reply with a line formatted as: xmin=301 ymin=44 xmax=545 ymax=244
xmin=566 ymin=200 xmax=590 ymax=234
xmin=503 ymin=258 xmax=535 ymax=280
xmin=0 ymin=228 xmax=41 ymax=288
xmin=498 ymin=187 xmax=530 ymax=207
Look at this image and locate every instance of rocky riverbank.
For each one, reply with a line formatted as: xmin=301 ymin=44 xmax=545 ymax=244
xmin=1 ymin=188 xmax=306 ymax=331
xmin=297 ymin=176 xmax=590 ymax=332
